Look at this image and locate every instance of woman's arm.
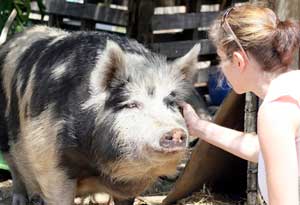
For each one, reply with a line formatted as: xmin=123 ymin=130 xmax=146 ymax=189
xmin=258 ymin=97 xmax=300 ymax=205
xmin=181 ymin=102 xmax=260 ymax=162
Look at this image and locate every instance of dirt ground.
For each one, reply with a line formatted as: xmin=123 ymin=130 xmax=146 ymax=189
xmin=0 ymin=170 xmax=245 ymax=205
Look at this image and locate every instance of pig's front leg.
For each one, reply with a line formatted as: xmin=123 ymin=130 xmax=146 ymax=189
xmin=3 ymin=153 xmax=28 ymax=205
xmin=41 ymin=178 xmax=76 ymax=205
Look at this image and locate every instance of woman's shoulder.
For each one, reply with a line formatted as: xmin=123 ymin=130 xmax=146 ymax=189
xmin=264 ymin=70 xmax=300 ymax=105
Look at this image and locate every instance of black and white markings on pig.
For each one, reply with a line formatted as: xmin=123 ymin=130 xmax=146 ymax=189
xmin=59 ymin=108 xmax=124 ymax=178
xmin=104 ymin=80 xmax=130 ymax=112
xmin=7 ymin=38 xmax=55 ymax=145
xmin=23 ymin=32 xmax=150 ymax=118
xmin=28 ymin=34 xmax=98 ymax=118
xmin=16 ymin=38 xmax=55 ymax=96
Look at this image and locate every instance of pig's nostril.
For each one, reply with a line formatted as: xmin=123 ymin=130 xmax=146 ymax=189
xmin=165 ymin=135 xmax=173 ymax=141
xmin=180 ymin=135 xmax=186 ymax=142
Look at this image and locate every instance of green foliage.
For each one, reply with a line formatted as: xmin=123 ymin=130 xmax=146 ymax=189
xmin=0 ymin=0 xmax=45 ymax=34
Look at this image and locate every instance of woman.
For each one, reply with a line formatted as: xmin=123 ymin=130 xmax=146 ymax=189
xmin=180 ymin=4 xmax=300 ymax=205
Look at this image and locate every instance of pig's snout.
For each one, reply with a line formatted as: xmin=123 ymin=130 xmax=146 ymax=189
xmin=160 ymin=128 xmax=187 ymax=149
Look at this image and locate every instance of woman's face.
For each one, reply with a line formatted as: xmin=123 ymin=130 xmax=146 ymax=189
xmin=217 ymin=48 xmax=246 ymax=94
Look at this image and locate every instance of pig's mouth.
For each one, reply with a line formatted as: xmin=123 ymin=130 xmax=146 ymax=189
xmin=145 ymin=145 xmax=186 ymax=156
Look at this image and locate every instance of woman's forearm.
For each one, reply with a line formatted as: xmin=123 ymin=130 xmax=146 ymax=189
xmin=194 ymin=119 xmax=260 ymax=162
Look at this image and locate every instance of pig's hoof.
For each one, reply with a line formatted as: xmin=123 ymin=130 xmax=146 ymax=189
xmin=30 ymin=194 xmax=45 ymax=205
xmin=12 ymin=193 xmax=27 ymax=205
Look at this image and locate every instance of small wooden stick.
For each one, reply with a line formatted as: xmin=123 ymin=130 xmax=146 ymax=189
xmin=0 ymin=8 xmax=17 ymax=46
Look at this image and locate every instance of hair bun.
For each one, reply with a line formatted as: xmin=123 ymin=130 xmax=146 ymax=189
xmin=273 ymin=19 xmax=300 ymax=65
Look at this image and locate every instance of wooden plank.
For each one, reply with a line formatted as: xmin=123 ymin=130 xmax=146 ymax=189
xmin=153 ymin=31 xmax=208 ymax=43
xmin=152 ymin=12 xmax=219 ymax=30
xmin=198 ymin=0 xmax=222 ymax=5
xmin=188 ymin=0 xmax=203 ymax=40
xmin=45 ymin=0 xmax=128 ymax=26
xmin=151 ymin=39 xmax=216 ymax=58
xmin=78 ymin=0 xmax=128 ymax=6
xmin=126 ymin=0 xmax=138 ymax=38
xmin=81 ymin=20 xmax=96 ymax=30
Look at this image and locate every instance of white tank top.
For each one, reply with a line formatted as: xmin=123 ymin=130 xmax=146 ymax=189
xmin=258 ymin=70 xmax=300 ymax=203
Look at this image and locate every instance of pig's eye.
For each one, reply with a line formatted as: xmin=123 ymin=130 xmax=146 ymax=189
xmin=125 ymin=102 xmax=140 ymax=109
xmin=168 ymin=100 xmax=177 ymax=107
xmin=166 ymin=100 xmax=179 ymax=111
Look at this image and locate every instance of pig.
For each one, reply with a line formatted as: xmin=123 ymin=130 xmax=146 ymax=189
xmin=0 ymin=26 xmax=200 ymax=205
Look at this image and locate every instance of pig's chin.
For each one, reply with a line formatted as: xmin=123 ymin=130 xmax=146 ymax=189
xmin=144 ymin=145 xmax=186 ymax=158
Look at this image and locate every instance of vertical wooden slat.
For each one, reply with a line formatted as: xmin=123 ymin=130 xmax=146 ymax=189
xmin=244 ymin=92 xmax=259 ymax=205
xmin=126 ymin=0 xmax=137 ymax=38
xmin=81 ymin=20 xmax=95 ymax=30
xmin=135 ymin=0 xmax=155 ymax=45
xmin=48 ymin=14 xmax=63 ymax=28
xmin=191 ymin=0 xmax=203 ymax=40
xmin=182 ymin=0 xmax=198 ymax=41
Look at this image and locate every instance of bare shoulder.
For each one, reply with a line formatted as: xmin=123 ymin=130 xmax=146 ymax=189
xmin=258 ymin=98 xmax=300 ymax=133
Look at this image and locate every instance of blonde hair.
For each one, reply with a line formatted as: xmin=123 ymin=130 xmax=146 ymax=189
xmin=210 ymin=4 xmax=300 ymax=72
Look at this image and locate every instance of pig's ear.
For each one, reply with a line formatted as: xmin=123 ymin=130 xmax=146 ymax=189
xmin=101 ymin=40 xmax=126 ymax=89
xmin=172 ymin=44 xmax=200 ymax=80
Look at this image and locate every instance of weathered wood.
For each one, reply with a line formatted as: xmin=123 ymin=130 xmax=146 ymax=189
xmin=153 ymin=30 xmax=208 ymax=43
xmin=135 ymin=0 xmax=155 ymax=44
xmin=183 ymin=0 xmax=203 ymax=40
xmin=198 ymin=0 xmax=222 ymax=5
xmin=162 ymin=92 xmax=247 ymax=205
xmin=202 ymin=0 xmax=248 ymax=4
xmin=126 ymin=0 xmax=138 ymax=38
xmin=48 ymin=14 xmax=63 ymax=28
xmin=152 ymin=12 xmax=219 ymax=30
xmin=244 ymin=92 xmax=258 ymax=205
xmin=45 ymin=0 xmax=128 ymax=26
xmin=151 ymin=39 xmax=216 ymax=58
xmin=78 ymin=0 xmax=128 ymax=6
xmin=81 ymin=20 xmax=96 ymax=30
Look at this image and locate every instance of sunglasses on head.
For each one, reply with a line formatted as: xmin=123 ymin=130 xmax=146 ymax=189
xmin=221 ymin=7 xmax=249 ymax=60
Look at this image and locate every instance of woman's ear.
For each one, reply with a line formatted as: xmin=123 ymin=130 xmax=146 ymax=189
xmin=232 ymin=51 xmax=247 ymax=72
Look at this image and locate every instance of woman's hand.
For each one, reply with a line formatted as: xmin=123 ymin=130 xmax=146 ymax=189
xmin=179 ymin=101 xmax=260 ymax=162
xmin=178 ymin=101 xmax=203 ymax=137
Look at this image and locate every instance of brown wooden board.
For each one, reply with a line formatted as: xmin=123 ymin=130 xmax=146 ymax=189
xmin=152 ymin=12 xmax=219 ymax=31
xmin=163 ymin=92 xmax=247 ymax=205
xmin=45 ymin=0 xmax=128 ymax=26
xmin=151 ymin=39 xmax=215 ymax=59
xmin=86 ymin=0 xmax=127 ymax=4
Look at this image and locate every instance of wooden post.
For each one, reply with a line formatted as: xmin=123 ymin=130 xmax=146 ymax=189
xmin=127 ymin=0 xmax=138 ymax=38
xmin=183 ymin=0 xmax=201 ymax=40
xmin=244 ymin=92 xmax=259 ymax=205
xmin=48 ymin=15 xmax=63 ymax=28
xmin=135 ymin=0 xmax=155 ymax=45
